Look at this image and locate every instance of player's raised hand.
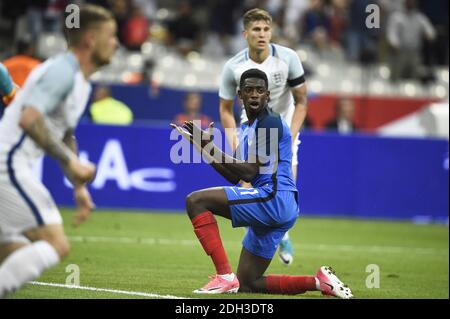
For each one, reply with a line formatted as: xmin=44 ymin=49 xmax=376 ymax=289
xmin=72 ymin=185 xmax=95 ymax=227
xmin=171 ymin=122 xmax=193 ymax=143
xmin=183 ymin=121 xmax=214 ymax=148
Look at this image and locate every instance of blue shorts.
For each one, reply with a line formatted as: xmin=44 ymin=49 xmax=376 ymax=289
xmin=224 ymin=185 xmax=299 ymax=260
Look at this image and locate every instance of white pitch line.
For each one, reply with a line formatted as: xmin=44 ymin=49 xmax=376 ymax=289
xmin=29 ymin=281 xmax=188 ymax=299
xmin=68 ymin=235 xmax=448 ymax=256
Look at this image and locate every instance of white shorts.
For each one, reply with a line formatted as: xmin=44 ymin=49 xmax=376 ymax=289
xmin=0 ymin=150 xmax=62 ymax=244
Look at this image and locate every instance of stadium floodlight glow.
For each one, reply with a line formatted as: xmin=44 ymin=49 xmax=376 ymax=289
xmin=184 ymin=74 xmax=197 ymax=87
xmin=152 ymin=71 xmax=164 ymax=83
xmin=378 ymin=66 xmax=390 ymax=80
xmin=46 ymin=35 xmax=56 ymax=46
xmin=371 ymin=81 xmax=384 ymax=94
xmin=435 ymin=85 xmax=447 ymax=99
xmin=162 ymin=56 xmax=174 ymax=68
xmin=187 ymin=51 xmax=200 ymax=61
xmin=296 ymin=49 xmax=307 ymax=62
xmin=349 ymin=65 xmax=361 ymax=78
xmin=128 ymin=54 xmax=142 ymax=68
xmin=341 ymin=80 xmax=353 ymax=93
xmin=440 ymin=70 xmax=449 ymax=83
xmin=156 ymin=8 xmax=169 ymax=20
xmin=141 ymin=42 xmax=153 ymax=55
xmin=404 ymin=83 xmax=416 ymax=97
xmin=317 ymin=64 xmax=330 ymax=77
xmin=310 ymin=80 xmax=323 ymax=93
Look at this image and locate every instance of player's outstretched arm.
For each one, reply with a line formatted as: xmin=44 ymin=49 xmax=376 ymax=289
xmin=19 ymin=107 xmax=96 ymax=186
xmin=290 ymin=83 xmax=308 ymax=144
xmin=172 ymin=121 xmax=259 ymax=183
xmin=62 ymin=129 xmax=96 ymax=227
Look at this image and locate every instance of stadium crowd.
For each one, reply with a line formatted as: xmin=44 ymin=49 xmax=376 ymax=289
xmin=0 ymin=0 xmax=448 ymax=81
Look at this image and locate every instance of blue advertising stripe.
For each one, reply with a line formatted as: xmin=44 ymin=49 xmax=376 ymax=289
xmin=7 ymin=134 xmax=44 ymax=225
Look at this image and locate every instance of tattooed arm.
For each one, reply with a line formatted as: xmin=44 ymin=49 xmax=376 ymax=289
xmin=19 ymin=107 xmax=95 ymax=186
xmin=20 ymin=107 xmax=74 ymax=164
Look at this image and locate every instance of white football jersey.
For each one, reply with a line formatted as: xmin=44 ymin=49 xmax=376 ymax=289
xmin=219 ymin=43 xmax=305 ymax=126
xmin=0 ymin=52 xmax=91 ymax=167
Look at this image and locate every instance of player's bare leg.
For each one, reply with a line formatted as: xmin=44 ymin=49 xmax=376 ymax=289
xmin=186 ymin=187 xmax=239 ymax=293
xmin=237 ymin=247 xmax=352 ymax=298
xmin=0 ymin=224 xmax=69 ymax=298
xmin=0 ymin=242 xmax=27 ymax=264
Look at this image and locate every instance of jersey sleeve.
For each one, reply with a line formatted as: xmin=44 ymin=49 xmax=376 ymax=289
xmin=218 ymin=61 xmax=237 ymax=101
xmin=286 ymin=49 xmax=306 ymax=88
xmin=22 ymin=58 xmax=75 ymax=114
xmin=0 ymin=63 xmax=14 ymax=97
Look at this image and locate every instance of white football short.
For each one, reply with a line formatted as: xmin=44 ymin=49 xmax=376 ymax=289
xmin=0 ymin=149 xmax=62 ymax=244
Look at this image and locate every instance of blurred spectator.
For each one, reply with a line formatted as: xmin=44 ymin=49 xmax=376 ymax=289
xmin=299 ymin=0 xmax=330 ymax=42
xmin=174 ymin=92 xmax=212 ymax=129
xmin=387 ymin=0 xmax=436 ymax=82
xmin=325 ymin=97 xmax=357 ymax=134
xmin=89 ymin=85 xmax=134 ymax=125
xmin=24 ymin=0 xmax=66 ymax=42
xmin=208 ymin=0 xmax=241 ymax=55
xmin=2 ymin=36 xmax=41 ymax=87
xmin=346 ymin=0 xmax=379 ymax=63
xmin=108 ymin=0 xmax=133 ymax=45
xmin=418 ymin=0 xmax=448 ymax=67
xmin=121 ymin=6 xmax=150 ymax=51
xmin=328 ymin=0 xmax=348 ymax=47
xmin=166 ymin=0 xmax=202 ymax=55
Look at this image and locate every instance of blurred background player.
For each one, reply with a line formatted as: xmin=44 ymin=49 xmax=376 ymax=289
xmin=174 ymin=92 xmax=212 ymax=129
xmin=2 ymin=36 xmax=41 ymax=87
xmin=172 ymin=69 xmax=352 ymax=298
xmin=0 ymin=4 xmax=118 ymax=298
xmin=0 ymin=62 xmax=17 ymax=109
xmin=219 ymin=8 xmax=308 ymax=265
xmin=89 ymin=85 xmax=133 ymax=125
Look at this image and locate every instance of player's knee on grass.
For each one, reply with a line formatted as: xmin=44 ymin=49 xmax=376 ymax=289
xmin=237 ymin=278 xmax=260 ymax=293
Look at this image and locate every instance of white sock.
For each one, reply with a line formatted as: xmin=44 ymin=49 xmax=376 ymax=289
xmin=0 ymin=240 xmax=60 ymax=297
xmin=315 ymin=277 xmax=321 ymax=290
xmin=282 ymin=232 xmax=290 ymax=241
xmin=218 ymin=273 xmax=235 ymax=281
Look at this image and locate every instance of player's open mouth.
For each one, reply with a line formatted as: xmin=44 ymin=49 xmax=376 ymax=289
xmin=249 ymin=101 xmax=260 ymax=109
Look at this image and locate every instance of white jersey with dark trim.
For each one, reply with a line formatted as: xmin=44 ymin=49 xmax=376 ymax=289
xmin=219 ymin=43 xmax=305 ymax=126
xmin=0 ymin=52 xmax=91 ymax=165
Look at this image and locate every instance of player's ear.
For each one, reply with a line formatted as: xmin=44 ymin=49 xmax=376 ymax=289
xmin=84 ymin=30 xmax=96 ymax=49
xmin=237 ymin=89 xmax=242 ymax=100
xmin=242 ymin=29 xmax=248 ymax=41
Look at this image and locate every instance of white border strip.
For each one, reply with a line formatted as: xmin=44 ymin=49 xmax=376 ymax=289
xmin=29 ymin=281 xmax=188 ymax=299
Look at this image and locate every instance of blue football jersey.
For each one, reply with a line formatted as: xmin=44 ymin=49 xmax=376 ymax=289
xmin=235 ymin=107 xmax=297 ymax=192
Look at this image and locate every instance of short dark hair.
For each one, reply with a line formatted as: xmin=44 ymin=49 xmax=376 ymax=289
xmin=239 ymin=68 xmax=269 ymax=89
xmin=64 ymin=4 xmax=114 ymax=47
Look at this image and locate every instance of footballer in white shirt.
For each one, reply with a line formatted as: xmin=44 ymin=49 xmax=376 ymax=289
xmin=0 ymin=4 xmax=118 ymax=298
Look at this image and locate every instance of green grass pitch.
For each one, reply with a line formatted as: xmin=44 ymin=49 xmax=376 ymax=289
xmin=8 ymin=209 xmax=448 ymax=299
